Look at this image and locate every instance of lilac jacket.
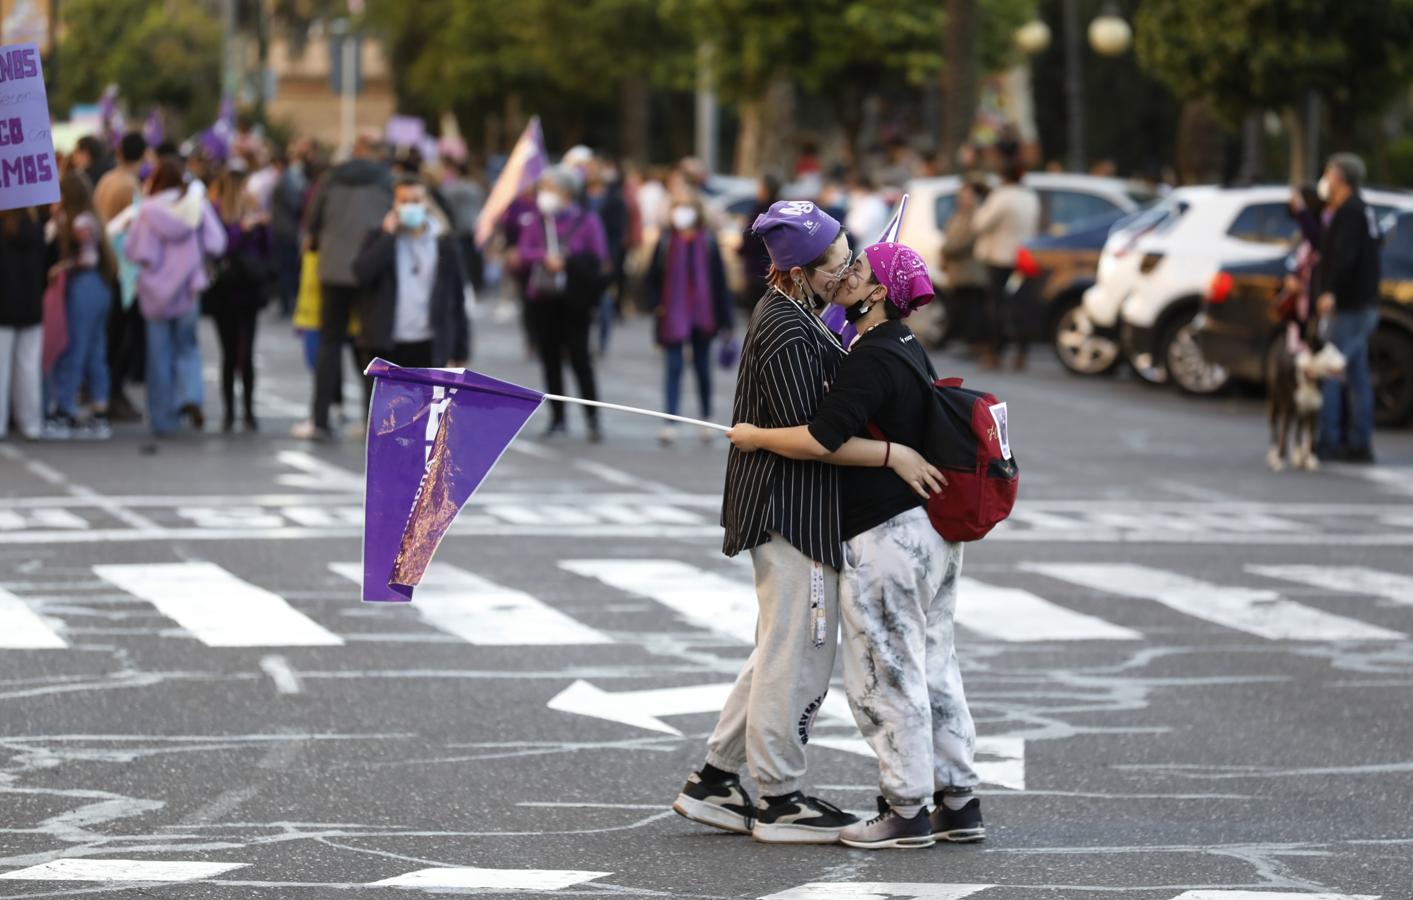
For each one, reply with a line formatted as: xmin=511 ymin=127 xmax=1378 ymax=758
xmin=124 ymin=187 xmax=229 ymax=320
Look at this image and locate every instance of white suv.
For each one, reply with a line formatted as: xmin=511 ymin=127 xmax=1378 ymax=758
xmin=1084 ymin=185 xmax=1413 ymax=393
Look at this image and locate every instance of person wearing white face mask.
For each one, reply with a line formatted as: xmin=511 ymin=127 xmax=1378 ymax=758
xmin=351 ymin=176 xmax=471 ymax=378
xmin=642 ymin=190 xmax=734 ymax=444
xmin=516 ymin=165 xmax=611 ymax=441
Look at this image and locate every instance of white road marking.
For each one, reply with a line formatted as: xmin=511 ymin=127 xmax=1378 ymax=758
xmin=0 ymin=586 xmax=67 ymax=648
xmin=957 ymin=577 xmax=1141 ymax=642
xmin=1249 ymin=565 xmax=1413 ymax=609
xmin=94 ymin=562 xmax=344 ymax=647
xmin=1171 ymin=893 xmax=1377 ymax=900
xmin=559 ymin=559 xmax=757 ymax=643
xmin=1024 ymin=563 xmax=1405 ymax=642
xmin=259 ymin=655 xmax=303 ymax=694
xmin=372 ymin=867 xmax=611 ymax=890
xmin=760 ymin=884 xmax=994 ymax=900
xmin=0 ymin=859 xmax=247 ymax=882
xmin=809 ymin=736 xmax=1026 ymax=792
xmin=331 ymin=562 xmax=612 ymax=646
xmin=275 ymin=450 xmax=364 ymax=492
xmin=546 ymin=679 xmax=737 ymax=735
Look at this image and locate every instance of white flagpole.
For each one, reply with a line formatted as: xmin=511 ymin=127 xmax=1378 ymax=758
xmin=542 ymin=394 xmax=730 ymax=432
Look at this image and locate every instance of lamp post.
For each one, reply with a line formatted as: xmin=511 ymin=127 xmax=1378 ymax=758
xmin=1017 ymin=1 xmax=1132 ymax=173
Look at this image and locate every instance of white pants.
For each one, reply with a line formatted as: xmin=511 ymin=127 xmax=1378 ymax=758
xmin=840 ymin=507 xmax=979 ymax=806
xmin=0 ymin=325 xmax=43 ymax=439
xmin=705 ymin=534 xmax=840 ymax=795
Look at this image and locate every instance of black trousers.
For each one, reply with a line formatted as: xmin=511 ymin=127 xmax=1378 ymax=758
xmin=312 ymin=283 xmax=362 ymax=430
xmin=214 ymin=302 xmax=259 ymax=420
xmin=985 ymin=265 xmax=1017 ymax=355
xmin=526 ymin=295 xmax=598 ymax=426
xmin=358 ymin=340 xmax=434 ymax=400
xmin=107 ymin=301 xmax=146 ymax=391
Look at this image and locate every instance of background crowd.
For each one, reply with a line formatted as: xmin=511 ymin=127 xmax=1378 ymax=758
xmin=0 ymin=115 xmax=1054 ymax=447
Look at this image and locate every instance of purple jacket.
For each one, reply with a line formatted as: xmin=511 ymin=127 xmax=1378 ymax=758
xmin=124 ymin=187 xmax=228 ymax=320
xmin=516 ymin=206 xmax=608 ymax=300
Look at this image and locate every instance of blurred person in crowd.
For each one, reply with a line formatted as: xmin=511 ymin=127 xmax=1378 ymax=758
xmin=352 ymin=176 xmax=470 ymax=375
xmin=643 ymin=189 xmax=733 ymax=445
xmin=942 ymin=178 xmax=991 ymax=352
xmin=500 ymin=185 xmax=540 ymax=354
xmin=635 ymin=165 xmax=668 ymax=239
xmin=1314 ymin=153 xmax=1382 ymax=464
xmin=206 ymin=170 xmax=273 ymax=432
xmin=45 ymin=172 xmax=119 ymax=440
xmin=795 ymin=139 xmax=822 ymax=178
xmin=71 ymin=135 xmax=112 ymax=189
xmin=125 ymin=159 xmax=228 ymax=436
xmin=301 ymin=129 xmax=393 ymax=441
xmin=441 ymin=159 xmax=486 ymax=290
xmin=844 ymin=172 xmax=889 ymax=251
xmin=271 ymin=139 xmax=313 ymax=317
xmin=94 ymin=131 xmax=148 ymax=422
xmin=1277 ymin=184 xmax=1324 ymax=355
xmin=973 ymin=161 xmax=1039 ymax=370
xmin=516 ymin=165 xmax=609 ymax=442
xmin=738 ymin=173 xmax=781 ymax=308
xmin=1089 ymin=159 xmax=1118 ymax=178
xmin=245 ymin=143 xmax=280 ymax=214
xmin=878 ymin=136 xmax=919 ymax=188
xmin=0 ymin=207 xmax=48 ymax=441
xmin=583 ymin=155 xmax=629 ymax=355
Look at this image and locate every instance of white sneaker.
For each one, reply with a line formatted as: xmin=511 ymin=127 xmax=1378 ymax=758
xmin=658 ymin=425 xmax=677 ymax=446
xmin=291 ymin=420 xmax=319 ymax=440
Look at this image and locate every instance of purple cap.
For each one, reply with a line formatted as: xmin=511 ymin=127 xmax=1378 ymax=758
xmin=751 ymin=200 xmax=841 ymax=270
xmin=863 ymin=242 xmax=934 ymax=318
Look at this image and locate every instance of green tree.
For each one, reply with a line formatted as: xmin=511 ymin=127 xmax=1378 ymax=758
xmin=54 ymin=0 xmax=222 ymax=135
xmin=1135 ymin=0 xmax=1413 ymax=181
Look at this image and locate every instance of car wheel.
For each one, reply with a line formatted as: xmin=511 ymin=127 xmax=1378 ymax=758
xmin=1372 ymin=326 xmax=1413 ymax=427
xmin=1164 ymin=310 xmax=1230 ymax=395
xmin=1052 ymin=303 xmax=1120 ymax=375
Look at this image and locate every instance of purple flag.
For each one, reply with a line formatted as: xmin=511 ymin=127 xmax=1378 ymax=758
xmin=823 ymin=193 xmax=909 ymax=346
xmin=0 ymin=43 xmax=59 ymax=212
xmin=474 ymin=116 xmax=546 ymax=247
xmin=362 ymin=360 xmax=544 ymax=603
xmin=143 ymin=108 xmax=163 ymax=147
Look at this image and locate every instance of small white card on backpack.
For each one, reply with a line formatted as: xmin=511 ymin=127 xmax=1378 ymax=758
xmin=988 ymin=402 xmax=1012 ymax=460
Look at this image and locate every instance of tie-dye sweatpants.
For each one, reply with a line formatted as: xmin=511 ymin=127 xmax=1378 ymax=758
xmin=839 ymin=506 xmax=979 ymax=807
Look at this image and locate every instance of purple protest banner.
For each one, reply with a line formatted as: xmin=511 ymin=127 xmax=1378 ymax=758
xmin=385 ymin=115 xmax=426 ymax=148
xmin=362 ymin=360 xmax=544 ymax=603
xmin=0 ymin=43 xmax=59 ymax=212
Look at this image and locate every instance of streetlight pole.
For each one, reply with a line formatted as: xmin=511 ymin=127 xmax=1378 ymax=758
xmin=1062 ymin=0 xmax=1085 ymax=172
xmin=335 ymin=18 xmax=356 ymax=159
xmin=695 ymin=41 xmax=718 ymax=176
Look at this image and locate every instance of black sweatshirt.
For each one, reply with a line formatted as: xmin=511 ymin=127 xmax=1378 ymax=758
xmin=808 ymin=320 xmax=929 ymax=540
xmin=1317 ymin=195 xmax=1382 ymax=311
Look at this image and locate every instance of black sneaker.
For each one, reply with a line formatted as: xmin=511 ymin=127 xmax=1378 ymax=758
xmin=751 ymin=792 xmax=859 ymax=844
xmin=672 ymin=771 xmax=755 ymax=835
xmin=840 ymin=797 xmax=935 ymax=850
xmin=1344 ymin=446 xmax=1376 ymax=464
xmin=930 ymin=793 xmax=985 ymax=842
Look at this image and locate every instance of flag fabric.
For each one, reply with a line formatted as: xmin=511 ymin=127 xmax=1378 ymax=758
xmin=143 ymin=108 xmax=163 ymax=148
xmin=362 ymin=360 xmax=544 ymax=603
xmin=822 ymin=193 xmax=910 ymax=343
xmin=473 ymin=116 xmax=547 ymax=247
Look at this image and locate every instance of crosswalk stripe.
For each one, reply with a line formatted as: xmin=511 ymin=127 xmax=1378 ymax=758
xmin=1025 ymin=563 xmax=1406 ymax=642
xmin=0 ymin=586 xmax=67 ymax=648
xmin=559 ymin=559 xmax=758 ymax=643
xmin=94 ymin=563 xmax=343 ymax=648
xmin=760 ymin=884 xmax=995 ymax=900
xmin=1248 ymin=565 xmax=1413 ymax=609
xmin=332 ymin=562 xmax=613 ymax=646
xmin=957 ymin=577 xmax=1141 ymax=642
xmin=0 ymin=859 xmax=247 ymax=882
xmin=371 ymin=867 xmax=611 ymax=889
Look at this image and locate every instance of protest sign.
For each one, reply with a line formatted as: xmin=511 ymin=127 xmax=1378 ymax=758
xmin=0 ymin=42 xmax=59 ymax=211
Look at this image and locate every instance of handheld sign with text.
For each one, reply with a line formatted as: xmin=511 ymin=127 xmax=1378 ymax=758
xmin=0 ymin=43 xmax=58 ymax=212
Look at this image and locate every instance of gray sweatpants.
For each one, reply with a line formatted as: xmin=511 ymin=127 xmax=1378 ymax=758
xmin=704 ymin=533 xmax=839 ymax=796
xmin=839 ymin=506 xmax=979 ymax=807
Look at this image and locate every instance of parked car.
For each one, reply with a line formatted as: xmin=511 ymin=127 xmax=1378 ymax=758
xmin=1196 ymin=211 xmax=1413 ymax=427
xmin=901 ymin=173 xmax=1156 ymax=346
xmin=1084 ymin=184 xmax=1413 ymax=394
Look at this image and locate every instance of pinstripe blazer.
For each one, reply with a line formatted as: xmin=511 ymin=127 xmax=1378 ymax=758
xmin=721 ymin=290 xmax=846 ymax=569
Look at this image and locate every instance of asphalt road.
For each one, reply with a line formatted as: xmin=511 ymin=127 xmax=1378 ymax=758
xmin=2 ymin=296 xmax=1411 ymax=900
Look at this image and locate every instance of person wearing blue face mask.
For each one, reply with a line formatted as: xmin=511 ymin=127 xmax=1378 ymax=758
xmin=351 ymin=175 xmax=471 ymax=380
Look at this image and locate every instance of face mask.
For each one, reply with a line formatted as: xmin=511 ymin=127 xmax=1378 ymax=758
xmin=398 ymin=202 xmax=428 ymax=231
xmin=670 ymin=205 xmax=698 ymax=230
xmin=537 ymin=190 xmax=563 ymax=216
xmin=844 ymin=287 xmax=884 ymax=323
xmin=1316 ymin=176 xmax=1331 ymax=202
xmin=796 ymin=272 xmax=827 ymax=311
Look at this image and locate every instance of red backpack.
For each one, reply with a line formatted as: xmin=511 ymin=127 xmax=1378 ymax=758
xmin=866 ymin=345 xmax=1019 ymax=542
